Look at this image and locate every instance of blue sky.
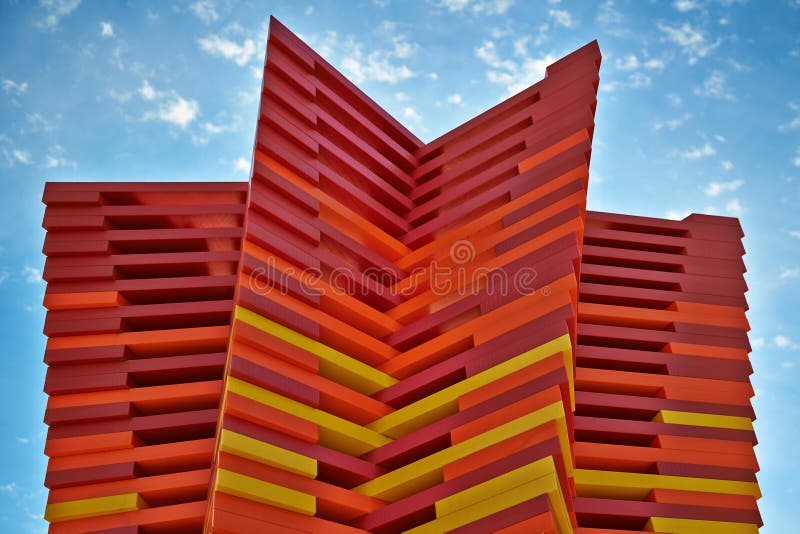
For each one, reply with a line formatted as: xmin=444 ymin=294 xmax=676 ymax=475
xmin=0 ymin=0 xmax=798 ymax=531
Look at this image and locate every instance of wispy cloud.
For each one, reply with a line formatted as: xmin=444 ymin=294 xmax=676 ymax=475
xmin=725 ymin=197 xmax=744 ymax=216
xmin=674 ymin=142 xmax=716 ymax=160
xmin=476 ymin=38 xmax=554 ymax=95
xmin=549 ymin=9 xmax=575 ymax=28
xmin=780 ymin=267 xmax=800 ymax=280
xmin=100 ymin=21 xmax=114 ymax=38
xmin=774 ymin=334 xmax=800 ymax=349
xmin=2 ymin=79 xmax=28 ymax=95
xmin=189 ymin=0 xmax=219 ymax=24
xmin=673 ymin=0 xmax=700 ymax=12
xmin=694 ymin=70 xmax=735 ymax=100
xmin=779 ymin=102 xmax=800 ymax=132
xmin=198 ymin=35 xmax=257 ymax=67
xmin=655 ymin=113 xmax=692 ymax=131
xmin=446 ymin=93 xmax=463 ymax=105
xmin=11 ymin=150 xmax=32 ymax=165
xmin=339 ymin=32 xmax=418 ymax=84
xmin=233 ymin=157 xmax=250 ymax=174
xmin=22 ymin=266 xmax=43 ymax=284
xmin=437 ymin=0 xmax=514 ymax=15
xmin=704 ymin=179 xmax=743 ymax=197
xmin=657 ymin=21 xmax=720 ymax=64
xmin=721 ymin=160 xmax=734 ymax=171
xmin=38 ymin=0 xmax=81 ymax=30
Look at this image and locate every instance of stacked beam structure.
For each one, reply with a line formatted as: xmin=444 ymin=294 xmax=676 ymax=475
xmin=37 ymin=16 xmax=761 ymax=534
xmin=41 ymin=182 xmax=247 ymax=532
xmin=573 ymin=211 xmax=760 ymax=533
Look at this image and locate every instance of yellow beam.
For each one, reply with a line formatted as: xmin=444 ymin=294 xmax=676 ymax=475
xmin=219 ymin=429 xmax=317 ymax=478
xmin=214 ymin=468 xmax=315 ymax=516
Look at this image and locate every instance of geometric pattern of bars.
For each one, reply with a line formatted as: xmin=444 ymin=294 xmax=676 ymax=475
xmin=38 ymin=16 xmax=761 ymax=534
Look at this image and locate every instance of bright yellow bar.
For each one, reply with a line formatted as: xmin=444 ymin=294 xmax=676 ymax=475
xmin=227 ymin=376 xmax=391 ymax=456
xmin=653 ymin=410 xmax=754 ymax=431
xmin=406 ymin=466 xmax=570 ymax=534
xmin=435 ymin=458 xmax=554 ymax=516
xmin=214 ymin=468 xmax=315 ymax=516
xmin=219 ymin=429 xmax=317 ymax=478
xmin=645 ymin=517 xmax=759 ymax=533
xmin=368 ymin=334 xmax=572 ymax=439
xmin=44 ymin=493 xmax=144 ymax=523
xmin=235 ymin=305 xmax=397 ymax=395
xmin=354 ymin=401 xmax=568 ymax=501
xmin=575 ymin=469 xmax=761 ymax=500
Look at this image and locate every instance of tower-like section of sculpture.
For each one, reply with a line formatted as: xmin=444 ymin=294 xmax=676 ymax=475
xmin=37 ymin=16 xmax=761 ymax=534
xmin=202 ymin=17 xmax=599 ymax=532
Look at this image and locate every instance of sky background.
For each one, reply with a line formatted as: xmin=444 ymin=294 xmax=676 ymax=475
xmin=0 ymin=0 xmax=798 ymax=531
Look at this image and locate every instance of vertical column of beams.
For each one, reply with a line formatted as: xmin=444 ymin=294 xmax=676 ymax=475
xmin=40 ymin=182 xmax=246 ymax=533
xmin=573 ymin=211 xmax=761 ymax=533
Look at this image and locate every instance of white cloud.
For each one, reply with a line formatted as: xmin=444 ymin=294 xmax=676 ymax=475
xmin=339 ymin=36 xmax=416 ymax=84
xmin=403 ymin=106 xmax=423 ymax=122
xmin=704 ymin=179 xmax=743 ymax=197
xmin=793 ymin=146 xmax=800 ymax=167
xmin=144 ymin=96 xmax=199 ymax=129
xmin=233 ymin=157 xmax=250 ymax=174
xmin=725 ymin=198 xmax=743 ymax=216
xmin=665 ymin=93 xmax=682 ymax=107
xmin=666 ymin=209 xmax=691 ymax=221
xmin=643 ymin=58 xmax=665 ymax=70
xmin=38 ymin=0 xmax=81 ymax=30
xmin=438 ymin=0 xmax=514 ymax=15
xmin=476 ymin=39 xmax=554 ymax=95
xmin=428 ymin=72 xmax=439 ymax=80
xmin=721 ymin=160 xmax=734 ymax=171
xmin=779 ymin=102 xmax=800 ymax=132
xmin=12 ymin=150 xmax=32 ymax=165
xmin=751 ymin=336 xmax=765 ymax=350
xmin=189 ymin=0 xmax=218 ymax=24
xmin=615 ymin=54 xmax=639 ymax=71
xmin=719 ymin=17 xmax=730 ymax=25
xmin=22 ymin=266 xmax=42 ymax=284
xmin=597 ymin=1 xmax=625 ymax=36
xmin=628 ymin=72 xmax=651 ymax=89
xmin=0 ymin=483 xmax=17 ymax=494
xmin=27 ymin=112 xmax=58 ymax=133
xmin=549 ymin=9 xmax=575 ymax=28
xmin=45 ymin=145 xmax=76 ymax=169
xmin=694 ymin=70 xmax=735 ymax=100
xmin=109 ymin=89 xmax=133 ymax=102
xmin=394 ymin=91 xmax=411 ymax=102
xmin=100 ymin=21 xmax=113 ymax=38
xmin=305 ymin=6 xmax=314 ymax=15
xmin=657 ymin=22 xmax=720 ymax=64
xmin=727 ymin=58 xmax=751 ymax=73
xmin=774 ymin=334 xmax=800 ymax=349
xmin=655 ymin=113 xmax=692 ymax=131
xmin=789 ymin=230 xmax=800 ymax=239
xmin=198 ymin=35 xmax=257 ymax=67
xmin=780 ymin=267 xmax=800 ymax=280
xmin=446 ymin=93 xmax=463 ymax=105
xmin=676 ymin=142 xmax=716 ymax=160
xmin=673 ymin=0 xmax=699 ymax=12
xmin=139 ymin=80 xmax=157 ymax=100
xmin=1 ymin=80 xmax=28 ymax=95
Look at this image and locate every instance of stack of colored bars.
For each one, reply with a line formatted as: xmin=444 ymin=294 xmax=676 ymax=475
xmin=38 ymin=17 xmax=761 ymax=534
